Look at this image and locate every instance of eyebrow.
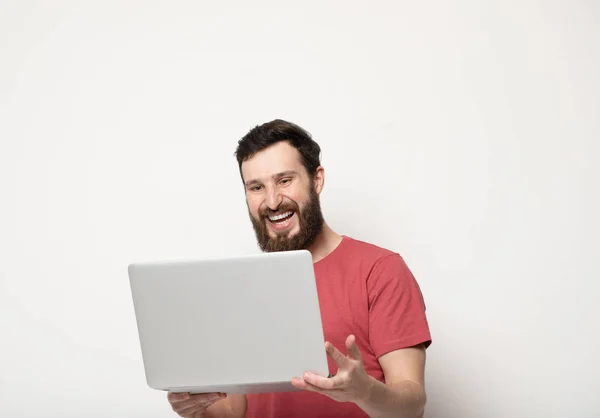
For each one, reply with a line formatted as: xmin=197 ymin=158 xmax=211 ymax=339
xmin=244 ymin=170 xmax=299 ymax=187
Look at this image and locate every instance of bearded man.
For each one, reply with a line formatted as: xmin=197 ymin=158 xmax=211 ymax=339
xmin=167 ymin=119 xmax=432 ymax=418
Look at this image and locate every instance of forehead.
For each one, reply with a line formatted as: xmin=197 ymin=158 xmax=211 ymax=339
xmin=241 ymin=141 xmax=304 ymax=182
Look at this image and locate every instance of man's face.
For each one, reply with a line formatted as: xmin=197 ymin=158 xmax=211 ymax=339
xmin=241 ymin=141 xmax=325 ymax=252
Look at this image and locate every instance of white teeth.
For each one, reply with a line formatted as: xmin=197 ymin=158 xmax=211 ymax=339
xmin=269 ymin=211 xmax=293 ymax=222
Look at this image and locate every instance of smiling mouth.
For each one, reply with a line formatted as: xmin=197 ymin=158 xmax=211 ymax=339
xmin=267 ymin=210 xmax=294 ymax=224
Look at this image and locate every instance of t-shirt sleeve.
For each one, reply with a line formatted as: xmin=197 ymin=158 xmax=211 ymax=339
xmin=367 ymin=253 xmax=432 ymax=358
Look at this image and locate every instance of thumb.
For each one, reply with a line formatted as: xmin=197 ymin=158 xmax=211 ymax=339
xmin=346 ymin=335 xmax=362 ymax=360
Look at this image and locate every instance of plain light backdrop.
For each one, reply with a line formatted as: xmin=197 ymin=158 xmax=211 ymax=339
xmin=1 ymin=1 xmax=598 ymax=417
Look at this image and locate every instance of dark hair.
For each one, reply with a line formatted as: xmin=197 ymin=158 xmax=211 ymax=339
xmin=235 ymin=119 xmax=321 ymax=179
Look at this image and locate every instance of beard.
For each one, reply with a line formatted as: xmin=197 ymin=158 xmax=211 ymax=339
xmin=249 ymin=185 xmax=325 ymax=252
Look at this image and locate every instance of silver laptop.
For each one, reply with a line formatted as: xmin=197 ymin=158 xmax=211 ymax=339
xmin=128 ymin=249 xmax=330 ymax=395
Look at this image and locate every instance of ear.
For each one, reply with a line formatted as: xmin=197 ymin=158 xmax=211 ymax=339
xmin=313 ymin=166 xmax=325 ymax=194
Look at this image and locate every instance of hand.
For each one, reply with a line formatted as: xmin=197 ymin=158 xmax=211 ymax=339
xmin=291 ymin=334 xmax=374 ymax=403
xmin=167 ymin=391 xmax=227 ymax=417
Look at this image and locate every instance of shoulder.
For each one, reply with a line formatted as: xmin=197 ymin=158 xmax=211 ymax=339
xmin=340 ymin=236 xmax=417 ymax=285
xmin=340 ymin=235 xmax=397 ymax=257
xmin=318 ymin=235 xmax=414 ymax=286
xmin=340 ymin=236 xmax=405 ymax=269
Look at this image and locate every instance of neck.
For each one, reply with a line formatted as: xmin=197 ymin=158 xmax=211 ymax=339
xmin=305 ymin=223 xmax=343 ymax=263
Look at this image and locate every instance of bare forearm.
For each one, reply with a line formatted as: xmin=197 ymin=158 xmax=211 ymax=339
xmin=354 ymin=377 xmax=426 ymax=418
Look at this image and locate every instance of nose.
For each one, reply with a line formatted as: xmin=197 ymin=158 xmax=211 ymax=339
xmin=265 ymin=187 xmax=283 ymax=211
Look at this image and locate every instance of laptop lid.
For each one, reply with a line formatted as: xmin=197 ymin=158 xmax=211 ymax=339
xmin=128 ymin=249 xmax=330 ymax=394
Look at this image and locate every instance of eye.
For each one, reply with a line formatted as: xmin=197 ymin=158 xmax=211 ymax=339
xmin=279 ymin=178 xmax=292 ymax=185
xmin=249 ymin=185 xmax=263 ymax=192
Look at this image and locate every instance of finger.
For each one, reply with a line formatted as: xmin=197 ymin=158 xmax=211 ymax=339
xmin=346 ymin=335 xmax=362 ymax=361
xmin=172 ymin=393 xmax=226 ymax=414
xmin=292 ymin=376 xmax=337 ymax=394
xmin=178 ymin=398 xmax=218 ymax=416
xmin=168 ymin=391 xmax=191 ymax=403
xmin=325 ymin=341 xmax=349 ymax=368
xmin=291 ymin=376 xmax=309 ymax=390
xmin=176 ymin=397 xmax=218 ymax=416
xmin=302 ymin=371 xmax=344 ymax=390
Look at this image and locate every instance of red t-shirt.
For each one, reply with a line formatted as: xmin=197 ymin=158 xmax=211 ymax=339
xmin=245 ymin=236 xmax=432 ymax=418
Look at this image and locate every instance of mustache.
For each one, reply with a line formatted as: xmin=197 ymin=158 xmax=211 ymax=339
xmin=258 ymin=202 xmax=299 ymax=218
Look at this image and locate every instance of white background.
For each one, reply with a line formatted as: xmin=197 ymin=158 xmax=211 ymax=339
xmin=1 ymin=1 xmax=598 ymax=417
